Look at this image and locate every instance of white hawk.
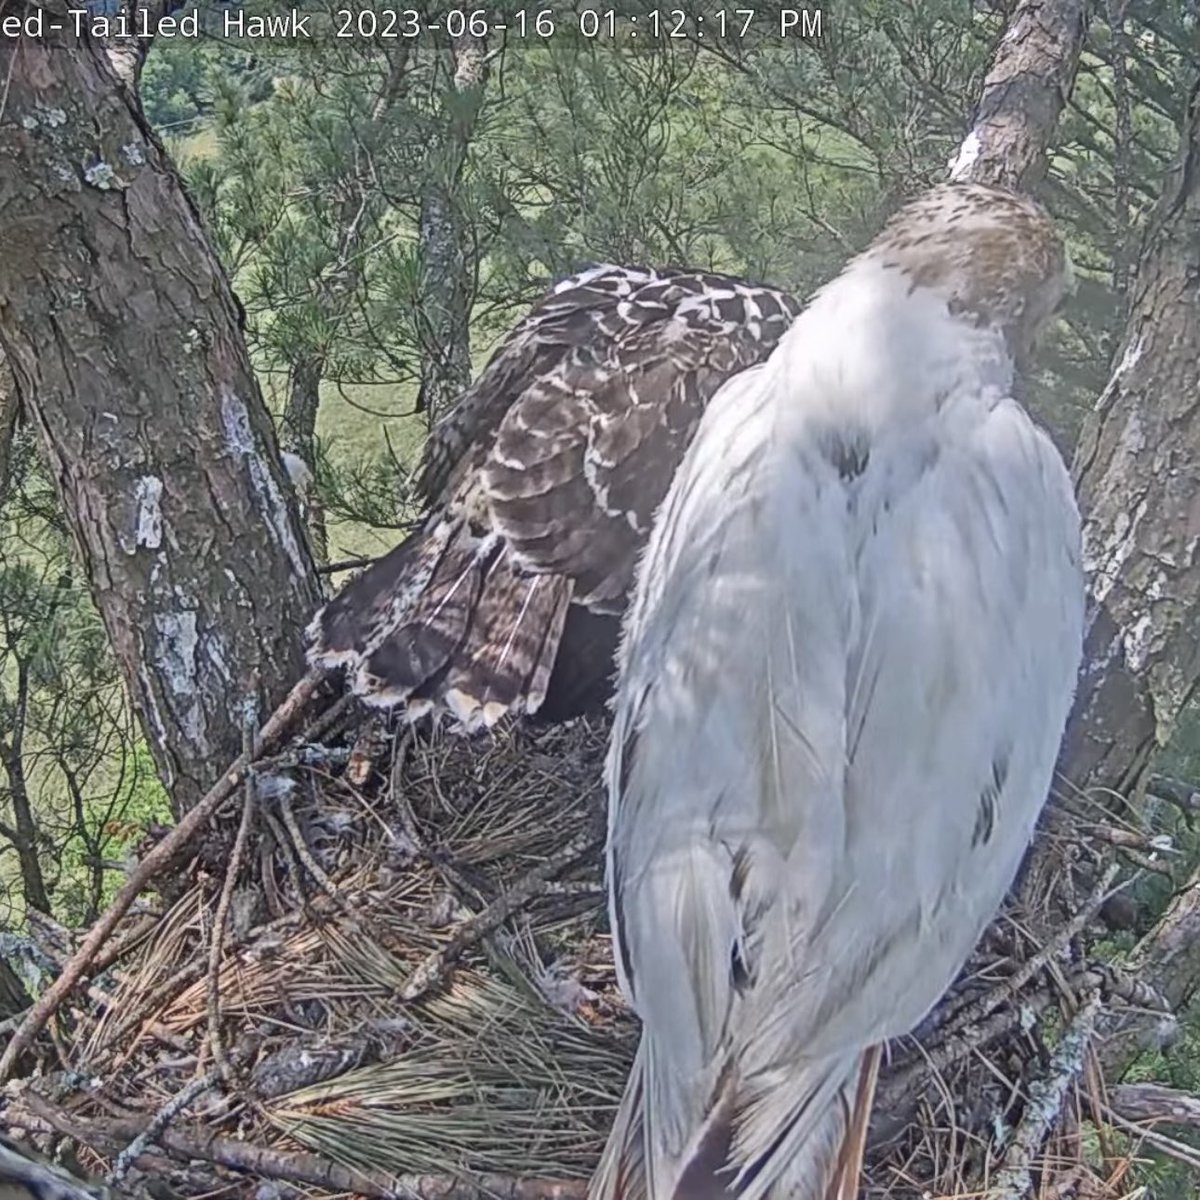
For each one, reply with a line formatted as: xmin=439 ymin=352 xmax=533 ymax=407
xmin=595 ymin=182 xmax=1084 ymax=1200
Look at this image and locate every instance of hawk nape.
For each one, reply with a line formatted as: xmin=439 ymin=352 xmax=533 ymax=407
xmin=306 ymin=265 xmax=801 ymax=730
xmin=596 ymin=183 xmax=1084 ymax=1200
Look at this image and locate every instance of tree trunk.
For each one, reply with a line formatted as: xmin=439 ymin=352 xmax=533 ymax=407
xmin=281 ymin=354 xmax=324 ymax=471
xmin=0 ymin=29 xmax=321 ymax=815
xmin=1063 ymin=79 xmax=1200 ymax=795
xmin=416 ymin=37 xmax=487 ymax=426
xmin=0 ymin=352 xmax=17 ymax=505
xmin=948 ymin=0 xmax=1088 ymax=191
xmin=0 ymin=662 xmax=51 ymax=916
xmin=281 ymin=352 xmax=329 ymax=564
xmin=99 ymin=0 xmax=178 ymax=87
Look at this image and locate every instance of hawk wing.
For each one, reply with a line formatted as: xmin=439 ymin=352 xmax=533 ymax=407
xmin=307 ymin=264 xmax=801 ymax=727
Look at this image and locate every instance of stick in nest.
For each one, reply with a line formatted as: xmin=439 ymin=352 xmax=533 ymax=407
xmin=937 ymin=863 xmax=1120 ymax=1040
xmin=26 ymin=1090 xmax=589 ymax=1200
xmin=399 ymin=832 xmax=602 ymax=1003
xmin=108 ymin=1069 xmax=219 ymax=1186
xmin=272 ymin=789 xmax=408 ymax=962
xmin=990 ymin=991 xmax=1103 ymax=1200
xmin=206 ymin=704 xmax=260 ymax=1086
xmin=0 ymin=670 xmax=325 ymax=1083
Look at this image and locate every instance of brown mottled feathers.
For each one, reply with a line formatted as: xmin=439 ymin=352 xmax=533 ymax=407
xmin=307 ymin=264 xmax=801 ymax=728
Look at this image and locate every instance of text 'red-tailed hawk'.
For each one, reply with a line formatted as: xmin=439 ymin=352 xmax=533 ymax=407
xmin=307 ymin=266 xmax=801 ymax=728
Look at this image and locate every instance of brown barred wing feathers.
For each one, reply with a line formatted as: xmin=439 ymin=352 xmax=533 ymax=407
xmin=306 ymin=264 xmax=800 ymax=728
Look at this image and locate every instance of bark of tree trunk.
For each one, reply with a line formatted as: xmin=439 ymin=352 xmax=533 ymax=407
xmin=416 ymin=37 xmax=487 ymax=427
xmin=948 ymin=0 xmax=1088 ymax=191
xmin=0 ymin=352 xmax=17 ymax=505
xmin=99 ymin=0 xmax=178 ymax=87
xmin=1063 ymin=79 xmax=1200 ymax=796
xmin=281 ymin=353 xmax=329 ymax=564
xmin=0 ymin=27 xmax=321 ymax=815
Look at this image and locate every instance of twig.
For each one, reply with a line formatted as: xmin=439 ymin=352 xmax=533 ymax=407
xmin=277 ymin=790 xmax=348 ymax=908
xmin=316 ymin=555 xmax=378 ymax=574
xmin=1099 ymin=1102 xmax=1200 ymax=1172
xmin=990 ymin=991 xmax=1103 ymax=1199
xmin=273 ymin=787 xmax=412 ymax=961
xmin=300 ymin=692 xmax=356 ymax=745
xmin=89 ymin=914 xmax=161 ymax=976
xmin=1147 ymin=773 xmax=1200 ymax=813
xmin=0 ymin=670 xmax=324 ymax=1082
xmin=1069 ymin=963 xmax=1170 ymax=1015
xmin=206 ymin=706 xmax=260 ymax=1086
xmin=938 ymin=864 xmax=1120 ymax=1039
xmin=1107 ymin=1081 xmax=1200 ymax=1131
xmin=108 ymin=1069 xmax=218 ymax=1186
xmin=877 ymin=957 xmax=1161 ymax=1139
xmin=877 ymin=981 xmax=1062 ymax=1124
xmin=400 ymin=833 xmax=601 ymax=1002
xmin=23 ymin=1091 xmax=587 ymax=1200
xmin=1088 ymin=824 xmax=1172 ymax=854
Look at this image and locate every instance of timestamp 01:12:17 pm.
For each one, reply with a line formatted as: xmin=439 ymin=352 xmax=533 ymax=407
xmin=321 ymin=8 xmax=823 ymax=44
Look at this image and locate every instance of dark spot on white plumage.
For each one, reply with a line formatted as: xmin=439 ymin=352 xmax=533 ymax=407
xmin=609 ymin=843 xmax=637 ymax=991
xmin=822 ymin=427 xmax=872 ymax=481
xmin=730 ymin=941 xmax=752 ymax=993
xmin=973 ymin=754 xmax=1009 ymax=848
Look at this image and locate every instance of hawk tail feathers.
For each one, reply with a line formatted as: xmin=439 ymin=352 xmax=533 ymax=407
xmin=306 ymin=518 xmax=572 ymax=729
xmin=590 ymin=1041 xmax=649 ymax=1200
xmin=429 ymin=553 xmax=573 ymax=730
xmin=591 ymin=1047 xmax=868 ymax=1200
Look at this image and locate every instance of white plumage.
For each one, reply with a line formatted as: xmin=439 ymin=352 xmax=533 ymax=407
xmin=595 ymin=184 xmax=1085 ymax=1200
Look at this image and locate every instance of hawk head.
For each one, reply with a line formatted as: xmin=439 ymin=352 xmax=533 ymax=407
xmin=863 ymin=182 xmax=1071 ymax=365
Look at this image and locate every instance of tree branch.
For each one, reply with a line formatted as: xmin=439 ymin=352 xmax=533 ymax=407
xmin=1108 ymin=1081 xmax=1200 ymax=1130
xmin=948 ymin=0 xmax=1089 ymax=191
xmin=21 ymin=1090 xmax=587 ymax=1200
xmin=991 ymin=992 xmax=1103 ymax=1199
xmin=0 ymin=350 xmax=17 ymax=504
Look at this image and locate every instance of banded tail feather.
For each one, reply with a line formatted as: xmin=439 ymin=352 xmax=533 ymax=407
xmin=307 ymin=515 xmax=572 ymax=730
xmin=305 ymin=263 xmax=802 ymax=728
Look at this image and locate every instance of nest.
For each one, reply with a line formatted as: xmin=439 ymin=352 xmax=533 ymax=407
xmin=0 ymin=692 xmax=1174 ymax=1199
